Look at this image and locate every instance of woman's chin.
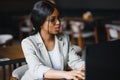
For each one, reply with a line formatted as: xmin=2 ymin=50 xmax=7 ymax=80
xmin=54 ymin=31 xmax=60 ymax=34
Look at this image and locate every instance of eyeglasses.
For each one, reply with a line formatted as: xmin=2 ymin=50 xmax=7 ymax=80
xmin=47 ymin=16 xmax=61 ymax=23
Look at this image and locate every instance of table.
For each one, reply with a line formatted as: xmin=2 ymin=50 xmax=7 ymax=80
xmin=0 ymin=44 xmax=24 ymax=60
xmin=0 ymin=44 xmax=25 ymax=80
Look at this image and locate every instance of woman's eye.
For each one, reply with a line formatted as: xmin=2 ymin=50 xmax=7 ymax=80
xmin=50 ymin=18 xmax=56 ymax=22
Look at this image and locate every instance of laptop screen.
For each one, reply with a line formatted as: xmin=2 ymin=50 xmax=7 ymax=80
xmin=85 ymin=40 xmax=120 ymax=80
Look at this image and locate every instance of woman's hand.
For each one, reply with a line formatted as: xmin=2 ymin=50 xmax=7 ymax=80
xmin=77 ymin=64 xmax=85 ymax=79
xmin=63 ymin=68 xmax=85 ymax=80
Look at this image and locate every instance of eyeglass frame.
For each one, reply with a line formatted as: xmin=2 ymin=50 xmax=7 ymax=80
xmin=46 ymin=16 xmax=62 ymax=24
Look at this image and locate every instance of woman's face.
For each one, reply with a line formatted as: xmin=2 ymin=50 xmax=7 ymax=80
xmin=41 ymin=8 xmax=61 ymax=35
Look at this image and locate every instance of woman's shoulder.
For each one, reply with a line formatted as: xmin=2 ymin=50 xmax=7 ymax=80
xmin=22 ymin=33 xmax=40 ymax=42
xmin=21 ymin=36 xmax=32 ymax=45
xmin=21 ymin=35 xmax=36 ymax=45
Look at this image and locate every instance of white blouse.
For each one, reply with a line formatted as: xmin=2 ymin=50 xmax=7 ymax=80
xmin=48 ymin=36 xmax=61 ymax=70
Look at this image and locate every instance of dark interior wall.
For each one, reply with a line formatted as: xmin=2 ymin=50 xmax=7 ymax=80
xmin=1 ymin=0 xmax=120 ymax=17
xmin=56 ymin=0 xmax=120 ymax=9
xmin=55 ymin=0 xmax=120 ymax=17
xmin=1 ymin=0 xmax=120 ymax=14
xmin=1 ymin=0 xmax=120 ymax=10
xmin=0 ymin=0 xmax=39 ymax=12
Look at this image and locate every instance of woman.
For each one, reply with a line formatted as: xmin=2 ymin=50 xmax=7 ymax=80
xmin=21 ymin=0 xmax=85 ymax=80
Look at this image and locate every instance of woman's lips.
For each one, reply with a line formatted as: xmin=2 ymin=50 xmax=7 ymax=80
xmin=55 ymin=26 xmax=60 ymax=31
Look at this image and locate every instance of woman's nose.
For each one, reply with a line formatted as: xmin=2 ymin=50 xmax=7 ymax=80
xmin=56 ymin=18 xmax=60 ymax=24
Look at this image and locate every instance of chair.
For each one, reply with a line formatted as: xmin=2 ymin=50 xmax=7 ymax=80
xmin=105 ymin=24 xmax=120 ymax=41
xmin=11 ymin=64 xmax=28 ymax=80
xmin=0 ymin=58 xmax=25 ymax=80
xmin=69 ymin=21 xmax=84 ymax=48
xmin=0 ymin=34 xmax=13 ymax=47
xmin=19 ymin=15 xmax=33 ymax=41
xmin=69 ymin=21 xmax=98 ymax=48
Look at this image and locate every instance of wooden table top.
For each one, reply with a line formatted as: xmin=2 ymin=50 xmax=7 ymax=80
xmin=0 ymin=44 xmax=24 ymax=60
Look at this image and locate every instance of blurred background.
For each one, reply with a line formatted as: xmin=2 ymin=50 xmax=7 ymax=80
xmin=0 ymin=0 xmax=120 ymax=45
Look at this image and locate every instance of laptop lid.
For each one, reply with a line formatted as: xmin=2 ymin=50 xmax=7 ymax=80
xmin=85 ymin=40 xmax=120 ymax=80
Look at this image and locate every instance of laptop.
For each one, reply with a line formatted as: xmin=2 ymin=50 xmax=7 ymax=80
xmin=85 ymin=40 xmax=120 ymax=80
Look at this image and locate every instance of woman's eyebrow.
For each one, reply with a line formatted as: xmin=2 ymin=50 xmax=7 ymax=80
xmin=50 ymin=15 xmax=60 ymax=18
xmin=50 ymin=16 xmax=57 ymax=18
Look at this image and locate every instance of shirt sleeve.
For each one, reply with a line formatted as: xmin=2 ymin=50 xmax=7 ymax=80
xmin=67 ymin=37 xmax=85 ymax=69
xmin=21 ymin=38 xmax=52 ymax=79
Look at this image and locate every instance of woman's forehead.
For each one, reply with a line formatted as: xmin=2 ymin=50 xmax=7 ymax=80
xmin=50 ymin=8 xmax=59 ymax=17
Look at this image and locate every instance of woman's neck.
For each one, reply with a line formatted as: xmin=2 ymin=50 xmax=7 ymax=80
xmin=40 ymin=30 xmax=55 ymax=51
xmin=40 ymin=30 xmax=55 ymax=42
